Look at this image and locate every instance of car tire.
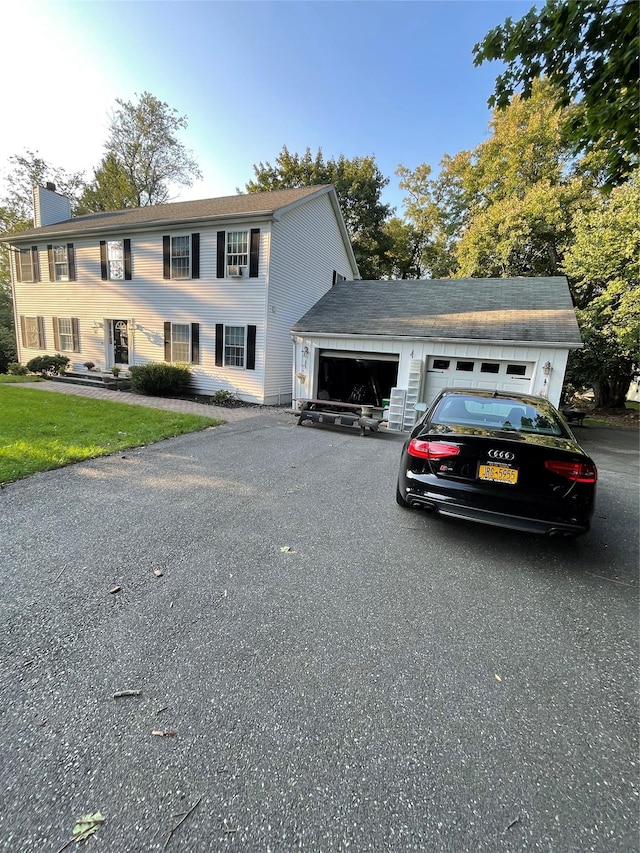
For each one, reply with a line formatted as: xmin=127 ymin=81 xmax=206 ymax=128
xmin=396 ymin=483 xmax=410 ymax=508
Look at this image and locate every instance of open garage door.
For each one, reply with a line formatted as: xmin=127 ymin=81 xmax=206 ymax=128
xmin=317 ymin=350 xmax=399 ymax=406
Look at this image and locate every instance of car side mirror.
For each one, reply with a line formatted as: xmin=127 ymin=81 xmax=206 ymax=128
xmin=414 ymin=402 xmax=427 ymax=413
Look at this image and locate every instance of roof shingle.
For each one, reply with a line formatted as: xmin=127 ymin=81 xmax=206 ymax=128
xmin=292 ymin=277 xmax=582 ymax=345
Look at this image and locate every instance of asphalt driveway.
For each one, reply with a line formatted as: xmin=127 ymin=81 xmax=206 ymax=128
xmin=1 ymin=410 xmax=638 ymax=852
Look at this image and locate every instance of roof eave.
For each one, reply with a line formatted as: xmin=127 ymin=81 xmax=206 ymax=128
xmin=291 ymin=330 xmax=582 ymax=348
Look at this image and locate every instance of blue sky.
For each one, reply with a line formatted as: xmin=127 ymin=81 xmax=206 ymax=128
xmin=5 ymin=0 xmax=532 ymax=215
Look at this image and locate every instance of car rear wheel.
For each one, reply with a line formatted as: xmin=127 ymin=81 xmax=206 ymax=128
xmin=396 ymin=483 xmax=410 ymax=508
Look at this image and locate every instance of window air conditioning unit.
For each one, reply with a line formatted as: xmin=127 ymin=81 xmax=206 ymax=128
xmin=228 ymin=265 xmax=244 ymax=278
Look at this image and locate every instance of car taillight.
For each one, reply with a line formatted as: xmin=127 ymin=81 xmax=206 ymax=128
xmin=544 ymin=459 xmax=597 ymax=483
xmin=408 ymin=439 xmax=461 ymax=460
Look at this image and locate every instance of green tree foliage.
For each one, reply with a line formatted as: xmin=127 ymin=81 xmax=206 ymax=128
xmin=246 ymin=146 xmax=392 ymax=279
xmin=563 ymin=177 xmax=640 ymax=406
xmin=96 ymin=91 xmax=202 ymax=208
xmin=400 ymin=80 xmax=598 ymax=279
xmin=473 ymin=0 xmax=639 ymax=187
xmin=76 ymin=153 xmax=139 ymax=213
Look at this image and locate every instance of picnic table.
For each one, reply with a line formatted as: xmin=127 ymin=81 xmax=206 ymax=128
xmin=296 ymin=399 xmax=384 ymax=436
xmin=561 ymin=408 xmax=588 ymax=427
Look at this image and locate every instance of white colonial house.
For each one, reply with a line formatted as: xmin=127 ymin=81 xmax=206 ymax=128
xmin=4 ymin=183 xmax=359 ymax=405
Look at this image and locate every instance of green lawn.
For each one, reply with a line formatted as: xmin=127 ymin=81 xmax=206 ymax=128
xmin=0 ymin=385 xmax=223 ymax=483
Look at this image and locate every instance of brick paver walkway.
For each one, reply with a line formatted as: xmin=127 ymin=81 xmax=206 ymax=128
xmin=11 ymin=380 xmax=289 ymax=422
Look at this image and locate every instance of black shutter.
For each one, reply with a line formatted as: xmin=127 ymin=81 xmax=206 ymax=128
xmin=191 ymin=323 xmax=200 ymax=364
xmin=53 ymin=317 xmax=59 ymax=350
xmin=246 ymin=325 xmax=256 ymax=370
xmin=13 ymin=250 xmax=21 ymax=282
xmin=124 ymin=239 xmax=131 ymax=280
xmin=332 ymin=269 xmax=337 ymax=287
xmin=32 ymin=246 xmax=39 ymax=282
xmin=164 ymin=321 xmax=172 ymax=361
xmin=47 ymin=245 xmax=54 ymax=281
xmin=191 ymin=233 xmax=200 ymax=279
xmin=20 ymin=315 xmax=26 ymax=346
xmin=67 ymin=244 xmax=75 ymax=280
xmin=100 ymin=241 xmax=108 ymax=280
xmin=249 ymin=229 xmax=260 ymax=278
xmin=215 ymin=323 xmax=224 ymax=366
xmin=216 ymin=231 xmax=225 ymax=278
xmin=71 ymin=317 xmax=80 ymax=351
xmin=163 ymin=236 xmax=171 ymax=279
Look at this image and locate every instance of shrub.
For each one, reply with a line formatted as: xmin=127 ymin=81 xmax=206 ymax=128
xmin=8 ymin=362 xmax=29 ymax=375
xmin=129 ymin=362 xmax=192 ymax=396
xmin=26 ymin=354 xmax=70 ymax=375
xmin=211 ymin=389 xmax=237 ymax=405
xmin=83 ymin=361 xmax=96 ymax=371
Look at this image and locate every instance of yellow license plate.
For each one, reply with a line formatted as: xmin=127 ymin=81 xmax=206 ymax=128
xmin=479 ymin=464 xmax=518 ymax=484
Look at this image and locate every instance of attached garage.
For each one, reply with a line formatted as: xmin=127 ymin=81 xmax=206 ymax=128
xmin=291 ymin=277 xmax=583 ymax=430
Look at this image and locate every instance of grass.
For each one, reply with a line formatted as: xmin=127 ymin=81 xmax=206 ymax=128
xmin=0 ymin=385 xmax=224 ymax=483
xmin=0 ymin=374 xmax=43 ymax=384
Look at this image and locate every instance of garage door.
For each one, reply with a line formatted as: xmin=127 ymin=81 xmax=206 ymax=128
xmin=425 ymin=356 xmax=534 ymax=405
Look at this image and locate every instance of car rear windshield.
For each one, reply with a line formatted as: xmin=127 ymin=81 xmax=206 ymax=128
xmin=432 ymin=396 xmax=565 ymax=436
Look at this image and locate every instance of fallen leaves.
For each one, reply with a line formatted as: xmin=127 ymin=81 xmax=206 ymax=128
xmin=109 ymin=586 xmax=121 ymax=595
xmin=279 ymin=546 xmax=295 ymax=553
xmin=113 ymin=689 xmax=142 ymax=698
xmin=72 ymin=812 xmax=105 ymax=842
xmin=152 ymin=729 xmax=177 ymax=737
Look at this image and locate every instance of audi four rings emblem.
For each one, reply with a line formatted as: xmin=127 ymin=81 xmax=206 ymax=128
xmin=488 ymin=449 xmax=515 ymax=460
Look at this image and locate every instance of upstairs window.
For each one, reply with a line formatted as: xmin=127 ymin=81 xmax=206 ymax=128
xmin=48 ymin=244 xmax=75 ymax=281
xmin=53 ymin=245 xmax=69 ymax=281
xmin=107 ymin=241 xmax=124 ymax=279
xmin=171 ymin=236 xmax=190 ymax=278
xmin=16 ymin=247 xmax=39 ymax=282
xmin=227 ymin=231 xmax=248 ymax=275
xmin=163 ymin=234 xmax=199 ymax=280
xmin=101 ymin=239 xmax=132 ymax=280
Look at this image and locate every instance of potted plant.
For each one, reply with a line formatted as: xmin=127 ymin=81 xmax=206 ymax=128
xmin=83 ymin=361 xmax=96 ymax=371
xmin=111 ymin=366 xmax=121 ymax=378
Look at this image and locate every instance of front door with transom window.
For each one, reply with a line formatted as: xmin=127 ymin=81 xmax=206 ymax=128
xmin=110 ymin=319 xmax=129 ymax=365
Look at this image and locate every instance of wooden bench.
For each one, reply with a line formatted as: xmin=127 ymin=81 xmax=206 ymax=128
xmin=562 ymin=408 xmax=588 ymax=426
xmin=297 ymin=399 xmax=383 ymax=436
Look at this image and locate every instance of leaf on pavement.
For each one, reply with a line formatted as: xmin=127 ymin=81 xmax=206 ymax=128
xmin=72 ymin=811 xmax=105 ymax=842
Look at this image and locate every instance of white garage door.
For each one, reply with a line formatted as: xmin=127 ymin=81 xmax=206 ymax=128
xmin=425 ymin=356 xmax=534 ymax=405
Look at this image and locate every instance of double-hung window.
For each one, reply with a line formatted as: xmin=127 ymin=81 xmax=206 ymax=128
xmin=215 ymin=323 xmax=256 ymax=370
xmin=224 ymin=325 xmax=246 ymax=367
xmin=226 ymin=231 xmax=248 ymax=275
xmin=53 ymin=245 xmax=69 ymax=281
xmin=16 ymin=247 xmax=38 ymax=282
xmin=53 ymin=317 xmax=80 ymax=352
xmin=171 ymin=236 xmax=190 ymax=279
xmin=163 ymin=234 xmax=200 ymax=280
xmin=163 ymin=322 xmax=200 ymax=364
xmin=48 ymin=244 xmax=75 ymax=281
xmin=20 ymin=316 xmax=45 ymax=349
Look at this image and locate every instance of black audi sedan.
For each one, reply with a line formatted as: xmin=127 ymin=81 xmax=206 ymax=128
xmin=396 ymin=389 xmax=597 ymax=537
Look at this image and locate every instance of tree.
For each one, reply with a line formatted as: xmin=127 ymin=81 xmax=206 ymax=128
xmin=473 ymin=0 xmax=639 ymax=187
xmin=76 ymin=153 xmax=139 ymax=213
xmin=399 ymin=80 xmax=599 ymax=279
xmin=0 ymin=152 xmax=87 ymax=371
xmin=98 ymin=91 xmax=202 ymax=208
xmin=563 ymin=177 xmax=640 ymax=407
xmin=246 ymin=146 xmax=392 ymax=279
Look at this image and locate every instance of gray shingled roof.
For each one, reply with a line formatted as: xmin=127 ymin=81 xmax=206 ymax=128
xmin=292 ymin=278 xmax=582 ymax=345
xmin=5 ymin=185 xmax=334 ymax=241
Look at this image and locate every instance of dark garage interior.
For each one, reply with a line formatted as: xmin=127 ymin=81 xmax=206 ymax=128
xmin=316 ymin=352 xmax=399 ymax=406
